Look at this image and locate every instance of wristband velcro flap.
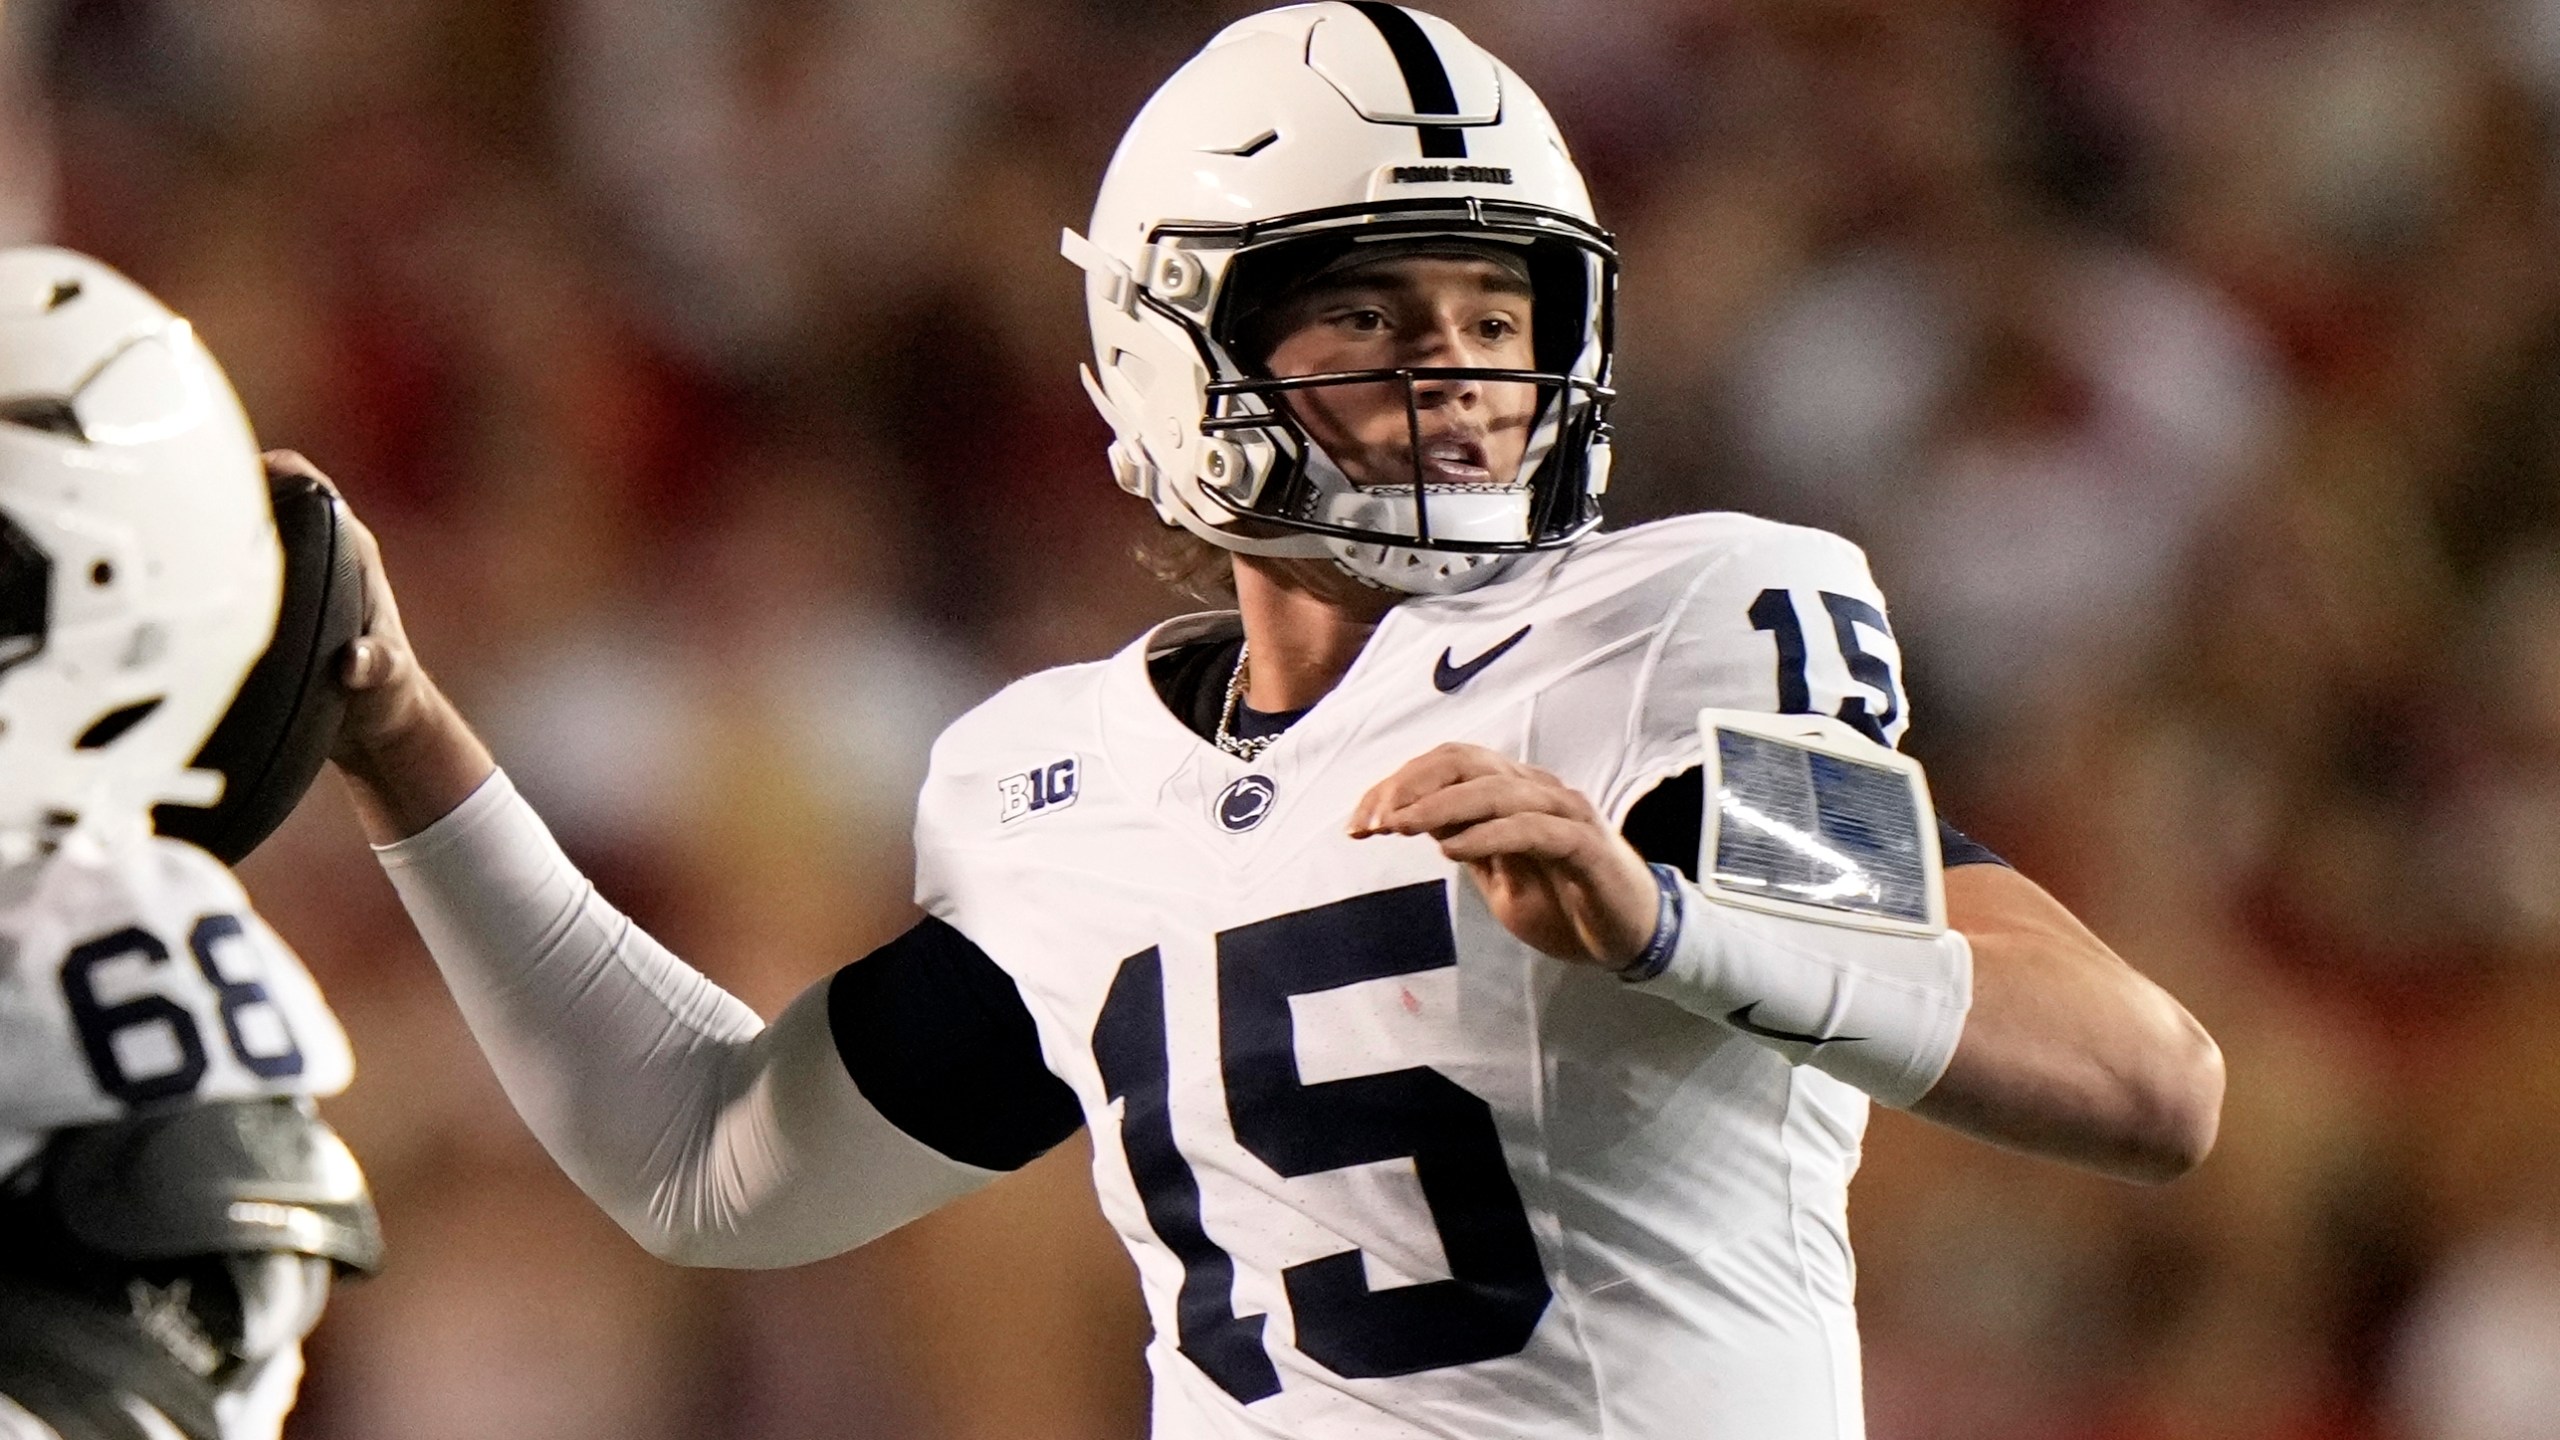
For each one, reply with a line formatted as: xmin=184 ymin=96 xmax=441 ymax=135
xmin=1695 ymin=708 xmax=1945 ymax=938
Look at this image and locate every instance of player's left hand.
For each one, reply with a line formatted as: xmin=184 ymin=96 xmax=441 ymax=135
xmin=1351 ymin=743 xmax=1659 ymax=970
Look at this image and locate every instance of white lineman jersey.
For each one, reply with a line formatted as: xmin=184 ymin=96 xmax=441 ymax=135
xmin=0 ymin=831 xmax=353 ymax=1175
xmin=914 ymin=515 xmax=1916 ymax=1440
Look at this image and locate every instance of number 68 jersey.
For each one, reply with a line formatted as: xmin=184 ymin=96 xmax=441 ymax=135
xmin=0 ymin=831 xmax=353 ymax=1176
xmin=914 ymin=515 xmax=1913 ymax=1440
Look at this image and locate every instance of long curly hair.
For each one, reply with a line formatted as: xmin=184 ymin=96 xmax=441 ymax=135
xmin=1135 ymin=524 xmax=1238 ymax=604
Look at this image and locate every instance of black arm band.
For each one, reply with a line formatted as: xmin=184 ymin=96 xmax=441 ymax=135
xmin=826 ymin=917 xmax=1084 ymax=1172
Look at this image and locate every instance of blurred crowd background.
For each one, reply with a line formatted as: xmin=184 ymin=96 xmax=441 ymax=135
xmin=7 ymin=0 xmax=2560 ymax=1435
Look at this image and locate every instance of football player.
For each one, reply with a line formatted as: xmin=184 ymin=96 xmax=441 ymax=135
xmin=326 ymin=7 xmax=2223 ymax=1437
xmin=0 ymin=249 xmax=379 ymax=1440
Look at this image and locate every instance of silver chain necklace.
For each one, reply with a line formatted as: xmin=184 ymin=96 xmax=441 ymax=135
xmin=1215 ymin=642 xmax=1280 ymax=761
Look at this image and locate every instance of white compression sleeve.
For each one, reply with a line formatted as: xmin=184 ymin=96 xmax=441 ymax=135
xmin=375 ymin=771 xmax=997 ymax=1268
xmin=1627 ymin=876 xmax=1973 ymax=1108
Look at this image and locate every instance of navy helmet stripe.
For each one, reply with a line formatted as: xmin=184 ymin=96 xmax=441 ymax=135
xmin=1346 ymin=2 xmax=1470 ymax=158
xmin=1348 ymin=2 xmax=1459 ymax=114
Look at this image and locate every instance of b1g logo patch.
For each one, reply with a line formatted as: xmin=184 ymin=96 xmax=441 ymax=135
xmin=998 ymin=757 xmax=1079 ymax=824
xmin=1215 ymin=775 xmax=1276 ymax=834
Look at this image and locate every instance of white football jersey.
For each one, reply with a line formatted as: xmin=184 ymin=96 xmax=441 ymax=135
xmin=0 ymin=831 xmax=353 ymax=1177
xmin=914 ymin=514 xmax=1913 ymax=1440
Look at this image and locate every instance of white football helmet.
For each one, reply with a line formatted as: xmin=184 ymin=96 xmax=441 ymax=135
xmin=0 ymin=247 xmax=281 ymax=852
xmin=1064 ymin=2 xmax=1617 ymax=595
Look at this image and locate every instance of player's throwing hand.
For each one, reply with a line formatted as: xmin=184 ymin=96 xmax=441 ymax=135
xmin=268 ymin=449 xmax=498 ymax=844
xmin=257 ymin=450 xmax=429 ymax=770
xmin=1351 ymin=742 xmax=1660 ymax=970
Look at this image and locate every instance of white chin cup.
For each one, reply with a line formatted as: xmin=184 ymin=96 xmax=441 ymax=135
xmin=1324 ymin=539 xmax=1517 ymax=595
xmin=1176 ymin=438 xmax=1538 ymax=594
xmin=1315 ymin=483 xmax=1534 ymax=546
xmin=1299 ymin=441 xmax=1532 ymax=594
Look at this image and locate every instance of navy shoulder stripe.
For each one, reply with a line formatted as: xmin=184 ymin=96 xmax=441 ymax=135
xmin=827 ymin=917 xmax=1084 ymax=1172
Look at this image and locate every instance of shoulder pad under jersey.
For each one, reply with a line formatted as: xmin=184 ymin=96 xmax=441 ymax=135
xmin=0 ymin=834 xmax=353 ymax=1139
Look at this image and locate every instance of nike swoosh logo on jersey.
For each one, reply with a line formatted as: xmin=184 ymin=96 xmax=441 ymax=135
xmin=1725 ymin=1003 xmax=1865 ymax=1048
xmin=1433 ymin=625 xmax=1532 ymax=693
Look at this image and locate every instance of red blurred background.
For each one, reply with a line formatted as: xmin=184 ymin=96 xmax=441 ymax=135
xmin=8 ymin=1 xmax=2560 ymax=1436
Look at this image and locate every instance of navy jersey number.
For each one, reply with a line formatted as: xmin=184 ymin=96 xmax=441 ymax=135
xmin=1750 ymin=587 xmax=1903 ymax=745
xmin=1090 ymin=882 xmax=1551 ymax=1404
xmin=1092 ymin=945 xmax=1283 ymax=1402
xmin=189 ymin=914 xmax=308 ymax=1080
xmin=59 ymin=914 xmax=307 ymax=1105
xmin=61 ymin=928 xmax=209 ymax=1106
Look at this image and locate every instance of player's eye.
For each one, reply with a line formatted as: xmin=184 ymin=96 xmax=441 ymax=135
xmin=1475 ymin=314 xmax=1522 ymax=345
xmin=1332 ymin=307 xmax=1391 ymax=334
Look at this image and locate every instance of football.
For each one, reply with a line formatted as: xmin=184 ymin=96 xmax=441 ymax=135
xmin=152 ymin=469 xmax=367 ymax=864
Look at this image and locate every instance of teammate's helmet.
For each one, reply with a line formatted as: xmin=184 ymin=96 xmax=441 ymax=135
xmin=0 ymin=248 xmax=281 ymax=850
xmin=1065 ymin=2 xmax=1617 ymax=595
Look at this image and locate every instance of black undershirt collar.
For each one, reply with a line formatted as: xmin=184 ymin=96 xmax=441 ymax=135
xmin=1147 ymin=635 xmax=1311 ymax=748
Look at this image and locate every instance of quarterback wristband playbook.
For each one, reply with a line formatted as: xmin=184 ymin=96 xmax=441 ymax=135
xmin=1623 ymin=711 xmax=1974 ymax=1109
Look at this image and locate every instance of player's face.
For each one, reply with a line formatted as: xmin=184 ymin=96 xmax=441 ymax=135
xmin=1261 ymin=257 xmax=1539 ymax=491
